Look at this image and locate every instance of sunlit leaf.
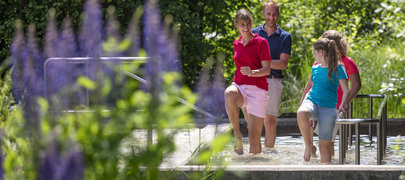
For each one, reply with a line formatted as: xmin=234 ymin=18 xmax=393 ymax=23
xmin=78 ymin=76 xmax=96 ymax=90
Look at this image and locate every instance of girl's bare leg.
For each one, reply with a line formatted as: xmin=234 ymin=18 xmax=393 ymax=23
xmin=297 ymin=110 xmax=313 ymax=162
xmin=319 ymin=139 xmax=333 ymax=164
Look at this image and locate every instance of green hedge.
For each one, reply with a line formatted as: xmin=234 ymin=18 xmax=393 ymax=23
xmin=0 ymin=0 xmax=404 ymax=116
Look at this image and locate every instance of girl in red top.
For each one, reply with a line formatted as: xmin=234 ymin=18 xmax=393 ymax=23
xmin=224 ymin=9 xmax=271 ymax=155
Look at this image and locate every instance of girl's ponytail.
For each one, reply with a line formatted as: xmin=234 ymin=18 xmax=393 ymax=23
xmin=313 ymin=38 xmax=341 ymax=81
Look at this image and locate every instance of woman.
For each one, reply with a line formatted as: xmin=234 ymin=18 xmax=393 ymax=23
xmin=224 ymin=9 xmax=271 ymax=155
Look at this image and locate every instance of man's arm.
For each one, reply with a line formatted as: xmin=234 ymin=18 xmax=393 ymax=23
xmin=270 ymin=53 xmax=290 ymax=69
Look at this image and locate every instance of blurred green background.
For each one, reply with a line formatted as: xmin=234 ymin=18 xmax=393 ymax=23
xmin=1 ymin=0 xmax=403 ymax=117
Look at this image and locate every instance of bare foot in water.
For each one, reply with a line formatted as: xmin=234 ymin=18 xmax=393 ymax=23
xmin=234 ymin=138 xmax=243 ymax=155
xmin=304 ymin=146 xmax=311 ymax=162
xmin=312 ymin=145 xmax=317 ymax=157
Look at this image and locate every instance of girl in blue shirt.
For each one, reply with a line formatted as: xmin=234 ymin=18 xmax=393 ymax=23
xmin=297 ymin=38 xmax=349 ymax=164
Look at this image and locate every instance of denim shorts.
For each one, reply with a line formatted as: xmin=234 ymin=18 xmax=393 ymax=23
xmin=298 ymin=99 xmax=337 ymax=141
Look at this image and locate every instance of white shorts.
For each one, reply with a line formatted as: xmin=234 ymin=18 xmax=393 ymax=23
xmin=232 ymin=82 xmax=268 ymax=118
xmin=266 ymin=78 xmax=283 ymax=116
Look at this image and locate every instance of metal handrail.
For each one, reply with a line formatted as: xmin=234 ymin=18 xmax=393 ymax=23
xmin=43 ymin=57 xmax=218 ymax=120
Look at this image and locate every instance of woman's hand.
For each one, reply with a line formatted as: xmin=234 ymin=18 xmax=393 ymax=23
xmin=240 ymin=66 xmax=252 ymax=76
xmin=337 ymin=104 xmax=348 ymax=118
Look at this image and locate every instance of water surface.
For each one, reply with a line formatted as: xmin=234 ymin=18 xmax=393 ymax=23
xmin=212 ymin=135 xmax=405 ymax=165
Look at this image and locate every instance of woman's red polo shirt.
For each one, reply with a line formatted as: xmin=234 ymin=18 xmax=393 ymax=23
xmin=233 ymin=33 xmax=271 ymax=91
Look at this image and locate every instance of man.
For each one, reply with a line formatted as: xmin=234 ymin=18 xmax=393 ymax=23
xmin=251 ymin=0 xmax=292 ymax=149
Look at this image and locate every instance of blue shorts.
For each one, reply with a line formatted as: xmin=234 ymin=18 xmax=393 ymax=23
xmin=298 ymin=99 xmax=337 ymax=141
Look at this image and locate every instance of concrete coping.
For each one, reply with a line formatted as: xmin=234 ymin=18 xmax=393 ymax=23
xmin=162 ymin=164 xmax=405 ymax=172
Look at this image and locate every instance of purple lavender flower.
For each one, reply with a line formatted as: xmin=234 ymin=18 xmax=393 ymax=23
xmin=39 ymin=138 xmax=61 ymax=180
xmin=125 ymin=9 xmax=141 ymax=56
xmin=44 ymin=9 xmax=60 ymax=59
xmin=79 ymin=0 xmax=103 ymax=81
xmin=23 ymin=24 xmax=43 ymax=130
xmin=194 ymin=60 xmax=213 ymax=128
xmin=44 ymin=9 xmax=69 ymax=102
xmin=142 ymin=0 xmax=163 ymax=94
xmin=60 ymin=145 xmax=84 ymax=180
xmin=26 ymin=24 xmax=45 ymax=96
xmin=59 ymin=18 xmax=77 ymax=58
xmin=79 ymin=0 xmax=103 ymax=58
xmin=59 ymin=18 xmax=86 ymax=109
xmin=211 ymin=63 xmax=226 ymax=123
xmin=39 ymin=136 xmax=83 ymax=180
xmin=0 ymin=148 xmax=3 ymax=180
xmin=105 ymin=6 xmax=122 ymax=57
xmin=143 ymin=0 xmax=183 ymax=93
xmin=158 ymin=24 xmax=181 ymax=73
xmin=194 ymin=60 xmax=227 ymax=126
xmin=10 ymin=20 xmax=25 ymax=104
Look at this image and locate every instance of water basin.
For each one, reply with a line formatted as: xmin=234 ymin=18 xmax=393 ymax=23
xmin=208 ymin=135 xmax=405 ymax=165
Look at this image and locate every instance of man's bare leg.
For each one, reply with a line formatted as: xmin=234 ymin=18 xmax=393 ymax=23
xmin=264 ymin=114 xmax=277 ymax=148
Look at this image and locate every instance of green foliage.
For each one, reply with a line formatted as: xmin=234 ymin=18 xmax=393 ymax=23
xmin=246 ymin=0 xmax=405 ymax=117
xmin=0 ymin=0 xmax=404 ymax=177
xmin=1 ymin=60 xmax=207 ymax=179
xmin=350 ymin=39 xmax=405 ymax=118
xmin=158 ymin=0 xmax=255 ymax=87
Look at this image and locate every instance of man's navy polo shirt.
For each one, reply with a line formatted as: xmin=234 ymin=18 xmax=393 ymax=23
xmin=252 ymin=24 xmax=292 ymax=78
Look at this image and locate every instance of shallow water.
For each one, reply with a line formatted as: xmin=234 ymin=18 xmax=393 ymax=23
xmin=212 ymin=135 xmax=405 ymax=165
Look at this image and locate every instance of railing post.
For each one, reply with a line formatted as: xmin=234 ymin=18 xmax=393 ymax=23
xmin=368 ymin=97 xmax=373 ymax=143
xmin=383 ymin=97 xmax=388 ymax=154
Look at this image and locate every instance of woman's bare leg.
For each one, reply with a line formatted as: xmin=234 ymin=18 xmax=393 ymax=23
xmin=225 ymin=85 xmax=245 ymax=155
xmin=242 ymin=107 xmax=249 ymax=125
xmin=247 ymin=114 xmax=264 ymax=154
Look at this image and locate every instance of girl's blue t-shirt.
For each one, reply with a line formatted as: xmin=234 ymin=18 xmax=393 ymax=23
xmin=307 ymin=64 xmax=348 ymax=108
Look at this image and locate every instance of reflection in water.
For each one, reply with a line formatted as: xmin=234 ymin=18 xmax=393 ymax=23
xmin=213 ymin=135 xmax=405 ymax=165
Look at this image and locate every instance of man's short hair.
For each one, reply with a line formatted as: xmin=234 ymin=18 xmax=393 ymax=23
xmin=263 ymin=0 xmax=279 ymax=13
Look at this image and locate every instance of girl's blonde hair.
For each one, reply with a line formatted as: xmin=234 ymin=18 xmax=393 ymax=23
xmin=322 ymin=30 xmax=349 ymax=56
xmin=313 ymin=38 xmax=342 ymax=81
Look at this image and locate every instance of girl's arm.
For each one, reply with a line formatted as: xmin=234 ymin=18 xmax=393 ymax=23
xmin=300 ymin=77 xmax=313 ymax=104
xmin=338 ymin=79 xmax=349 ymax=115
xmin=240 ymin=60 xmax=271 ymax=77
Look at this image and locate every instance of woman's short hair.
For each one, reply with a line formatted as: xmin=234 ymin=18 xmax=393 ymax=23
xmin=234 ymin=9 xmax=253 ymax=26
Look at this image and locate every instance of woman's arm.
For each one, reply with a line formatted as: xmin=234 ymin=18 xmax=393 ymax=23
xmin=240 ymin=60 xmax=271 ymax=77
xmin=346 ymin=73 xmax=362 ymax=104
xmin=338 ymin=79 xmax=349 ymax=115
xmin=300 ymin=77 xmax=313 ymax=104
